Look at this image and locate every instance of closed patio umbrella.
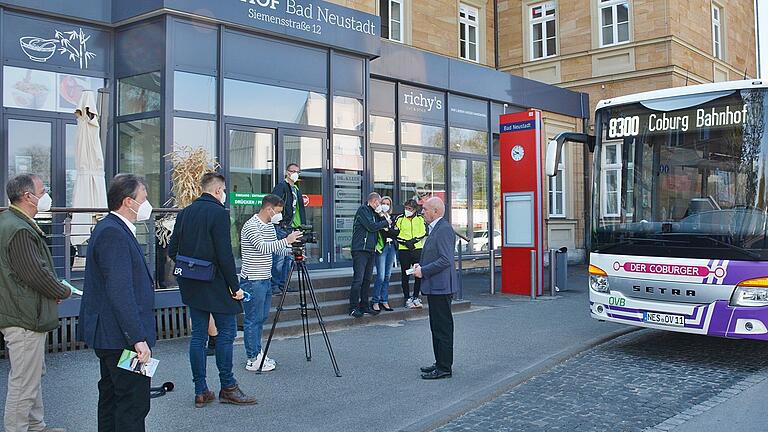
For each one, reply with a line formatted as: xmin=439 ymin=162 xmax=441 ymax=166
xmin=70 ymin=90 xmax=107 ymax=245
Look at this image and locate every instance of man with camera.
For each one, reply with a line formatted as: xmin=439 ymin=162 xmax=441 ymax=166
xmin=270 ymin=163 xmax=306 ymax=295
xmin=349 ymin=192 xmax=391 ymax=318
xmin=240 ymin=194 xmax=302 ymax=372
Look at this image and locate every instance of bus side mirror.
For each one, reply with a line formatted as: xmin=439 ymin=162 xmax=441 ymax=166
xmin=545 ymin=139 xmax=562 ymax=177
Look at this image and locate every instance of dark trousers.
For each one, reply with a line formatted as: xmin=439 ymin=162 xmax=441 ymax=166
xmin=349 ymin=251 xmax=375 ymax=310
xmin=427 ymin=295 xmax=454 ymax=372
xmin=95 ymin=349 xmax=151 ymax=432
xmin=398 ymin=248 xmax=422 ymax=298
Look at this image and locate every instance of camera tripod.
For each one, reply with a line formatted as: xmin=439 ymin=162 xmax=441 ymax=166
xmin=258 ymin=250 xmax=342 ymax=377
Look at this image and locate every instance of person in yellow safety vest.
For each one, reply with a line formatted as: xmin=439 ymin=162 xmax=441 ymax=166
xmin=395 ymin=199 xmax=428 ymax=309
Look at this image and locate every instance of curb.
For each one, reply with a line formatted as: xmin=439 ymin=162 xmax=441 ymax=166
xmin=399 ymin=326 xmax=641 ymax=432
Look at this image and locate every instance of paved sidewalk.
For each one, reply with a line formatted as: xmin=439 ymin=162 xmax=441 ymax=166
xmin=0 ymin=266 xmax=626 ymax=431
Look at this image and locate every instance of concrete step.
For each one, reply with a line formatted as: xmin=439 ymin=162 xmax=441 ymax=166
xmin=275 ymin=280 xmax=406 ymax=304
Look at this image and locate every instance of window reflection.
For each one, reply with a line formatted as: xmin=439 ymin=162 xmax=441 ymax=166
xmin=173 ymin=117 xmax=216 ymax=156
xmin=118 ymin=118 xmax=161 ymax=205
xmin=370 ymin=116 xmax=395 ymax=145
xmin=8 ymin=119 xmax=51 ymax=188
xmin=373 ymin=151 xmax=395 ymax=203
xmin=3 ymin=66 xmax=103 ymax=113
xmin=224 ymin=79 xmax=326 ymax=127
xmin=118 ymin=72 xmax=161 ymax=115
xmin=174 ymin=71 xmax=216 ymax=114
xmin=401 ymin=122 xmax=444 ymax=148
xmin=65 ymin=124 xmax=77 ymax=206
xmin=400 ymin=151 xmax=446 ymax=208
xmin=450 ymin=127 xmax=488 ymax=154
xmin=333 ymin=96 xmax=364 ymax=131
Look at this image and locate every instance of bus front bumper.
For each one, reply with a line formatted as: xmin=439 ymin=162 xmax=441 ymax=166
xmin=590 ymin=291 xmax=768 ymax=341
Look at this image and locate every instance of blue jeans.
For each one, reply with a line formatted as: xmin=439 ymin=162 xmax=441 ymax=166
xmin=372 ymin=243 xmax=396 ymax=303
xmin=271 ymin=226 xmax=294 ymax=292
xmin=189 ymin=307 xmax=237 ymax=395
xmin=241 ymin=277 xmax=272 ymax=359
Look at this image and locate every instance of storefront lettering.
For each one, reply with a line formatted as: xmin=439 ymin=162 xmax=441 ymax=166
xmin=403 ymin=91 xmax=443 ymax=113
xmin=19 ymin=28 xmax=96 ymax=69
xmin=244 ymin=0 xmax=377 ymax=37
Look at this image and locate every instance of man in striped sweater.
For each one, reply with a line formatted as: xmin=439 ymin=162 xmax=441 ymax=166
xmin=240 ymin=194 xmax=302 ymax=372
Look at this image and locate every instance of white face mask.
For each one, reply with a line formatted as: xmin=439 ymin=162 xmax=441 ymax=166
xmin=32 ymin=192 xmax=52 ymax=213
xmin=289 ymin=172 xmax=299 ymax=183
xmin=380 ymin=204 xmax=390 ymax=213
xmin=131 ymin=199 xmax=153 ymax=222
xmin=270 ymin=209 xmax=283 ymax=224
xmin=404 ymin=209 xmax=414 ymax=218
xmin=374 ymin=204 xmax=383 ymax=213
xmin=219 ymin=189 xmax=227 ymax=205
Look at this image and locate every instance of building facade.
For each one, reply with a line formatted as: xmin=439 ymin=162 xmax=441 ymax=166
xmin=0 ymin=0 xmax=588 ymax=319
xmin=497 ymin=0 xmax=758 ymax=258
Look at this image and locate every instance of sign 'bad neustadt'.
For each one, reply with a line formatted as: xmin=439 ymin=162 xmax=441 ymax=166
xmin=241 ymin=0 xmax=377 ymax=37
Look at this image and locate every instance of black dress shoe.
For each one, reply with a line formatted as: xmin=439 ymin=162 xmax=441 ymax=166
xmin=421 ymin=369 xmax=452 ymax=380
xmin=420 ymin=364 xmax=437 ymax=373
xmin=380 ymin=303 xmax=394 ymax=311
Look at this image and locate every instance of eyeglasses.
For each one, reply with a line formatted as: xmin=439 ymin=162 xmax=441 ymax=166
xmin=287 ymin=169 xmax=301 ymax=174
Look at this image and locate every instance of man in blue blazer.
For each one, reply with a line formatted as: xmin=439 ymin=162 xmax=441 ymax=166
xmin=414 ymin=197 xmax=458 ymax=380
xmin=79 ymin=174 xmax=157 ymax=431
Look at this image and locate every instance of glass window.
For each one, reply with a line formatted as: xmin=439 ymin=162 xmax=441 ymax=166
xmin=373 ymin=150 xmax=395 ymax=201
xmin=333 ymin=134 xmax=364 ymax=262
xmin=370 ymin=116 xmax=396 ymax=145
xmin=8 ymin=119 xmax=51 ymax=189
xmin=118 ymin=72 xmax=161 ymax=116
xmin=601 ymin=141 xmax=621 ymax=217
xmin=283 ymin=135 xmax=325 ymax=263
xmin=224 ymin=79 xmax=326 ymax=127
xmin=452 ymin=159 xmax=469 ymax=253
xmin=333 ymin=96 xmax=364 ymax=131
xmin=400 ymin=151 xmax=446 ymax=208
xmin=380 ymin=0 xmax=404 ymax=42
xmin=530 ymin=2 xmax=557 ymax=60
xmin=599 ymin=0 xmax=630 ymax=47
xmin=459 ymin=3 xmax=480 ymax=62
xmin=173 ymin=117 xmax=216 ymax=156
xmin=450 ymin=127 xmax=488 ymax=154
xmin=493 ymin=158 xmax=501 ymax=248
xmin=3 ymin=67 xmax=103 ymax=113
xmin=401 ymin=122 xmax=444 ymax=148
xmin=118 ymin=118 xmax=161 ymax=205
xmin=472 ymin=161 xmax=489 ymax=252
xmin=174 ymin=71 xmax=216 ymax=114
xmin=548 ymin=146 xmax=566 ymax=217
xmin=712 ymin=5 xmax=722 ymax=60
xmin=228 ymin=128 xmax=274 ymax=264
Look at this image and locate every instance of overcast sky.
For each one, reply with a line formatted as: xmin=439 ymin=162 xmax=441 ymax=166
xmin=760 ymin=1 xmax=767 ymax=78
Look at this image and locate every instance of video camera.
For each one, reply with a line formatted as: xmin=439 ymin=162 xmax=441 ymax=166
xmin=291 ymin=224 xmax=318 ymax=258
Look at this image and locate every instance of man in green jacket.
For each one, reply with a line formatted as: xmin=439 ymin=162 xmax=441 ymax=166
xmin=0 ymin=174 xmax=71 ymax=432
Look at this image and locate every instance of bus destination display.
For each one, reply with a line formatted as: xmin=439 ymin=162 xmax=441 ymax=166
xmin=606 ymin=103 xmax=751 ymax=139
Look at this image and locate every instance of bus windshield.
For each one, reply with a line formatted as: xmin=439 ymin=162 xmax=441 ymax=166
xmin=592 ymin=88 xmax=768 ymax=260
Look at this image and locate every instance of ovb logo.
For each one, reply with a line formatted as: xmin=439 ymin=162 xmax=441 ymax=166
xmin=608 ymin=297 xmax=625 ymax=307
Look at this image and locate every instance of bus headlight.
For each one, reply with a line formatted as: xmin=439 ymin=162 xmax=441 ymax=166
xmin=732 ymin=278 xmax=768 ymax=307
xmin=588 ymin=265 xmax=610 ymax=293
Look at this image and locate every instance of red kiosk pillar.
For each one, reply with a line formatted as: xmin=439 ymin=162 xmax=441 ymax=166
xmin=499 ymin=109 xmax=544 ymax=296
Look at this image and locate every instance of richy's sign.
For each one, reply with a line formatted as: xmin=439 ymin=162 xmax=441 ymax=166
xmin=165 ymin=0 xmax=381 ymax=57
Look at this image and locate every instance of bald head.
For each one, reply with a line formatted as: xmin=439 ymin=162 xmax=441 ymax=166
xmin=422 ymin=197 xmax=445 ymax=223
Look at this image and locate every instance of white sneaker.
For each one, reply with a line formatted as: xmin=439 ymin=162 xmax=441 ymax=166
xmin=405 ymin=298 xmax=414 ymax=309
xmin=413 ymin=298 xmax=423 ymax=308
xmin=245 ymin=352 xmax=276 ymax=372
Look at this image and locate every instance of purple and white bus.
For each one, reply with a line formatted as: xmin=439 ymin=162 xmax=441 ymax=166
xmin=547 ymin=80 xmax=768 ymax=340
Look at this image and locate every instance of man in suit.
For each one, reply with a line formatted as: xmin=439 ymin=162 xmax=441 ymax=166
xmin=0 ymin=174 xmax=70 ymax=432
xmin=79 ymin=174 xmax=157 ymax=431
xmin=414 ymin=197 xmax=457 ymax=380
xmin=168 ymin=172 xmax=256 ymax=407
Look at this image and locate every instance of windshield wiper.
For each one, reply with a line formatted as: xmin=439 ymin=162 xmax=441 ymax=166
xmin=656 ymin=233 xmax=761 ymax=259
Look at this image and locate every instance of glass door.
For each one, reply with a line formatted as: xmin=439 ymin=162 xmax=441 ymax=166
xmin=226 ymin=125 xmax=275 ymax=266
xmin=279 ymin=130 xmax=328 ymax=267
xmin=450 ymin=156 xmax=489 ymax=254
xmin=5 ymin=116 xmax=55 ymax=202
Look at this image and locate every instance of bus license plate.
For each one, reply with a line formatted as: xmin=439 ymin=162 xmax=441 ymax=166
xmin=644 ymin=312 xmax=685 ymax=327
